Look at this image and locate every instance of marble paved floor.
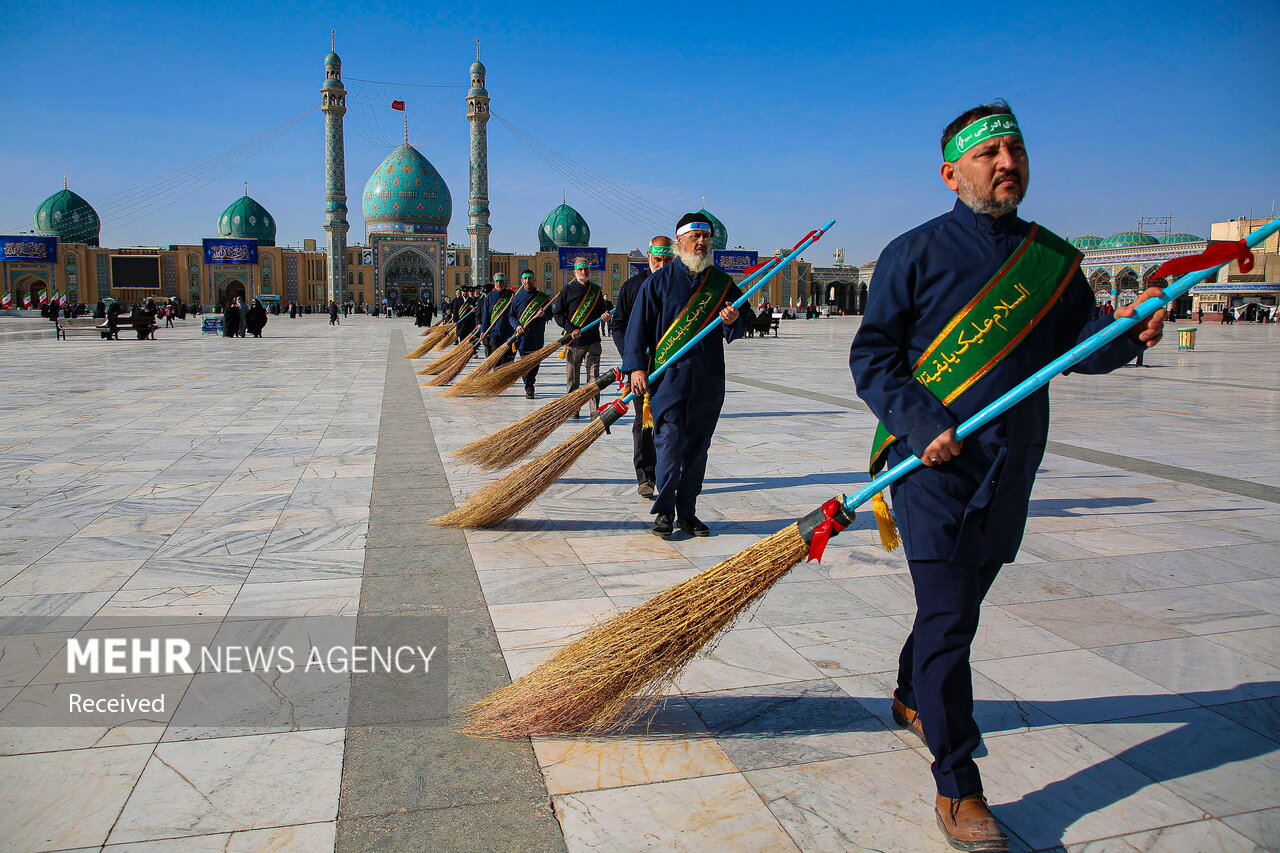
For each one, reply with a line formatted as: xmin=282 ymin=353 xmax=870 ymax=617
xmin=0 ymin=314 xmax=1277 ymax=852
xmin=424 ymin=317 xmax=1280 ymax=853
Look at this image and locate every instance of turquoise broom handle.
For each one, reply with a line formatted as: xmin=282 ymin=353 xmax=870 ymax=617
xmin=842 ymin=216 xmax=1280 ymax=512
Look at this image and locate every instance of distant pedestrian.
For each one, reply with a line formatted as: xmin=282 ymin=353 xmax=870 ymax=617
xmin=328 ymin=300 xmax=340 ymax=326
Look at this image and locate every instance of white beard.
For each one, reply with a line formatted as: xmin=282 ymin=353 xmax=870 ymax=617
xmin=677 ymin=247 xmax=713 ymax=275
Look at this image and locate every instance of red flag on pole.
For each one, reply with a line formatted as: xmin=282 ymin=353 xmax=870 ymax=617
xmin=391 ymin=100 xmax=406 ymax=111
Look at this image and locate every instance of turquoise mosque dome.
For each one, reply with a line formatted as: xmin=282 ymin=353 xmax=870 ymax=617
xmin=218 ymin=193 xmax=277 ymax=247
xmin=697 ymin=207 xmax=728 ymax=251
xmin=1099 ymin=231 xmax=1160 ymax=249
xmin=362 ymin=143 xmax=452 ymax=234
xmin=1160 ymin=232 xmax=1203 ymax=244
xmin=33 ymin=185 xmax=101 ymax=246
xmin=538 ymin=202 xmax=590 ymax=251
xmin=1069 ymin=235 xmax=1104 ymax=251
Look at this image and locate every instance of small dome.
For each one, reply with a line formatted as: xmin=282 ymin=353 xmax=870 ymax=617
xmin=1160 ymin=232 xmax=1203 ymax=244
xmin=470 ymin=59 xmax=485 ymax=74
xmin=1069 ymin=235 xmax=1104 ymax=250
xmin=538 ymin=202 xmax=590 ymax=251
xmin=218 ymin=193 xmax=277 ymax=247
xmin=363 ymin=143 xmax=452 ymax=234
xmin=33 ymin=187 xmax=100 ymax=246
xmin=697 ymin=208 xmax=728 ymax=251
xmin=1099 ymin=231 xmax=1160 ymax=249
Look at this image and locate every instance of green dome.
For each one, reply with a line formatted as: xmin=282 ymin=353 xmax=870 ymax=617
xmin=363 ymin=143 xmax=452 ymax=234
xmin=1069 ymin=235 xmax=1104 ymax=250
xmin=538 ymin=202 xmax=590 ymax=251
xmin=33 ymin=187 xmax=100 ymax=246
xmin=697 ymin=208 xmax=728 ymax=251
xmin=218 ymin=194 xmax=277 ymax=247
xmin=1160 ymin=232 xmax=1203 ymax=244
xmin=1099 ymin=231 xmax=1159 ymax=249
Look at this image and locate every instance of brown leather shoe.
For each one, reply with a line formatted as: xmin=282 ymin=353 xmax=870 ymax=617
xmin=935 ymin=794 xmax=1009 ymax=852
xmin=890 ymin=691 xmax=926 ymax=746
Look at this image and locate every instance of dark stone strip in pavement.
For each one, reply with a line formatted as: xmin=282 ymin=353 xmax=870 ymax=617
xmin=337 ymin=330 xmax=566 ymax=853
xmin=725 ymin=373 xmax=1280 ymax=506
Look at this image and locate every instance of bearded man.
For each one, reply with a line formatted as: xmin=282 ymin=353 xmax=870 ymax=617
xmin=624 ymin=213 xmax=745 ymax=538
xmin=849 ymin=101 xmax=1165 ymax=851
xmin=612 ymin=236 xmax=676 ymax=499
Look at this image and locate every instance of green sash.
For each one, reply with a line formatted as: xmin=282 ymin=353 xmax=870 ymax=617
xmin=869 ymin=223 xmax=1081 ymax=473
xmin=488 ymin=292 xmax=513 ymax=327
xmin=516 ymin=291 xmax=550 ymax=327
xmin=569 ymin=283 xmax=602 ymax=328
xmin=651 ymin=268 xmax=733 ymax=372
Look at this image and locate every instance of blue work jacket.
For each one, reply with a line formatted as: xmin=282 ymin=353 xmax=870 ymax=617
xmin=849 ymin=200 xmax=1143 ymax=564
xmin=481 ymin=288 xmax=516 ymax=342
xmin=622 ymin=259 xmax=746 ymax=423
xmin=510 ymin=287 xmax=550 ymax=351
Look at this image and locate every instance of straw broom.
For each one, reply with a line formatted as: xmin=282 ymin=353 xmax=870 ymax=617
xmin=442 ymin=339 xmax=515 ymax=398
xmin=462 ymin=338 xmax=566 ymax=399
xmin=423 ymin=337 xmax=480 ymax=386
xmin=435 ymin=416 xmax=609 ymax=528
xmin=404 ymin=325 xmax=452 ymax=359
xmin=418 ymin=334 xmax=478 ymax=375
xmin=420 ymin=319 xmax=448 ymax=336
xmin=455 ymin=219 xmax=1274 ymax=738
xmin=461 ymin=522 xmax=811 ymax=736
xmin=451 ymin=371 xmax=621 ymax=469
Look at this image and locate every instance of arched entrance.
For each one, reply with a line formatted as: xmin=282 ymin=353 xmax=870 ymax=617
xmin=221 ymin=279 xmax=246 ymax=306
xmin=14 ymin=274 xmax=50 ymax=309
xmin=384 ymin=249 xmax=434 ymax=306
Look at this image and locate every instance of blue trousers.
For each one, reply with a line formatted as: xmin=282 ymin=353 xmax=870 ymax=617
xmin=897 ymin=557 xmax=1002 ymax=798
xmin=651 ymin=390 xmax=722 ymax=520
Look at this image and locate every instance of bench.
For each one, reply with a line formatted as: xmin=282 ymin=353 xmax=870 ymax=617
xmin=57 ymin=315 xmax=157 ymax=340
xmin=749 ymin=312 xmax=779 ymax=337
xmin=118 ymin=314 xmax=159 ymax=340
xmin=56 ymin=318 xmax=107 ymax=340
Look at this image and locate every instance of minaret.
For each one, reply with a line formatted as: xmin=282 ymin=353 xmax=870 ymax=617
xmin=321 ymin=31 xmax=349 ymax=304
xmin=466 ymin=40 xmax=492 ymax=292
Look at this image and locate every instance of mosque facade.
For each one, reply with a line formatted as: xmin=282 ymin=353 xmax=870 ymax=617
xmin=2 ymin=43 xmax=810 ymax=314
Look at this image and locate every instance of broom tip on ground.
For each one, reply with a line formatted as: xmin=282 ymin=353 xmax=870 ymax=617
xmin=458 ymin=523 xmax=808 ymax=737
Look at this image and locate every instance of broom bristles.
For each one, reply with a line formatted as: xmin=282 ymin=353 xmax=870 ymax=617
xmin=460 ymin=523 xmax=809 ymax=737
xmin=451 ymin=382 xmax=605 ymax=469
xmin=434 ymin=418 xmax=607 ymax=528
xmin=404 ymin=332 xmax=444 ymax=359
xmin=419 ymin=339 xmax=475 ymax=375
xmin=420 ymin=320 xmax=447 ymax=336
xmin=466 ymin=339 xmax=566 ymax=399
xmin=424 ymin=342 xmax=477 ymax=386
xmin=443 ymin=340 xmax=513 ymax=398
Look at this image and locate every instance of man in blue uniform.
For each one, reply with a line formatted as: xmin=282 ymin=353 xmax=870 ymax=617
xmin=480 ymin=273 xmax=516 ymax=364
xmin=612 ymin=237 xmax=675 ymax=499
xmin=624 ymin=213 xmax=746 ymax=538
xmin=511 ymin=270 xmax=551 ymax=399
xmin=552 ymin=258 xmax=613 ymax=419
xmin=849 ymin=101 xmax=1166 ymax=851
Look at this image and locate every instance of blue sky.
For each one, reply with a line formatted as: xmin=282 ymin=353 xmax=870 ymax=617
xmin=2 ymin=0 xmax=1277 ymax=264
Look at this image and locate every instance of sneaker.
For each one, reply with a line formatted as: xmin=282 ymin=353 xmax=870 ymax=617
xmin=525 ymin=389 xmax=535 ymax=399
xmin=637 ymin=481 xmax=655 ymax=499
xmin=652 ymin=513 xmax=674 ymax=538
xmin=678 ymin=516 xmax=710 ymax=537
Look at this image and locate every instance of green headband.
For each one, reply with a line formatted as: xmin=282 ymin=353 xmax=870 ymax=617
xmin=520 ymin=271 xmax=534 ymax=278
xmin=648 ymin=244 xmax=675 ymax=257
xmin=493 ymin=274 xmax=507 ymax=282
xmin=573 ymin=261 xmax=591 ymax=270
xmin=943 ymin=114 xmax=1022 ymax=163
